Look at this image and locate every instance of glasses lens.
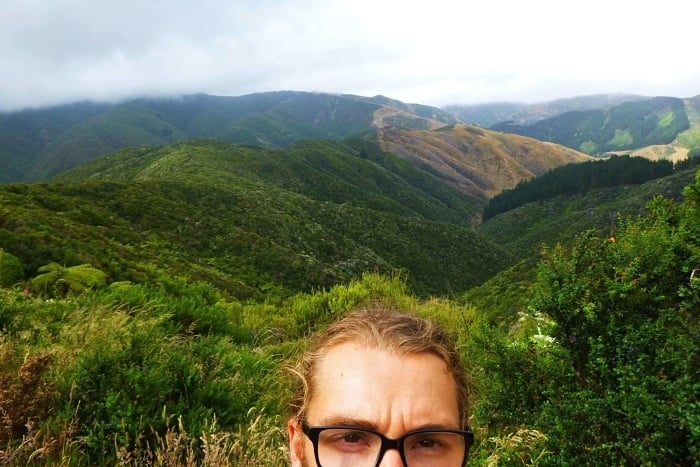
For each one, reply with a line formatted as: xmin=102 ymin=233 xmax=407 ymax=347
xmin=403 ymin=431 xmax=467 ymax=467
xmin=316 ymin=428 xmax=382 ymax=467
xmin=314 ymin=428 xmax=467 ymax=467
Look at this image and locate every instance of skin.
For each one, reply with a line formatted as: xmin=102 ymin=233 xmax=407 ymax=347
xmin=288 ymin=343 xmax=461 ymax=467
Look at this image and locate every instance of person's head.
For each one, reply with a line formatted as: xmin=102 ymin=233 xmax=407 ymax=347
xmin=287 ymin=306 xmax=473 ymax=467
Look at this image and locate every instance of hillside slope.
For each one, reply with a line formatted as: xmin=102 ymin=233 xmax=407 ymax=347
xmin=491 ymin=96 xmax=691 ymax=155
xmin=55 ymin=138 xmax=482 ymax=223
xmin=607 ymin=95 xmax=700 ymax=162
xmin=1 ymin=139 xmax=513 ymax=297
xmin=378 ymin=123 xmax=590 ymax=200
xmin=0 ymin=92 xmax=457 ymax=183
xmin=478 ymin=167 xmax=698 ymax=257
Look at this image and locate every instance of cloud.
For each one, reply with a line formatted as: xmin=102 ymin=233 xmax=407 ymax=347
xmin=1 ymin=0 xmax=698 ymax=111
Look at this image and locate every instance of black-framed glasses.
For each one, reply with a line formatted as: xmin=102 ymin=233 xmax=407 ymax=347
xmin=302 ymin=422 xmax=474 ymax=467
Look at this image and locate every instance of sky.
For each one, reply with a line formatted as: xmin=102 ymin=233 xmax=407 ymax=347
xmin=1 ymin=0 xmax=699 ymax=112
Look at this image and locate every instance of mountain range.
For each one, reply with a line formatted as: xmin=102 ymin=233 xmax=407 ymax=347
xmin=4 ymin=90 xmax=699 ymax=187
xmin=0 ymin=92 xmax=457 ymax=183
xmin=444 ymin=93 xmax=648 ymax=127
xmin=490 ymin=96 xmax=697 ymax=156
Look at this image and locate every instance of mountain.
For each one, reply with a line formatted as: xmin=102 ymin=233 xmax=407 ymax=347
xmin=444 ymin=93 xmax=646 ymax=127
xmin=0 ymin=91 xmax=458 ymax=183
xmin=491 ymin=96 xmax=691 ymax=155
xmin=1 ymin=139 xmax=514 ymax=297
xmin=376 ymin=123 xmax=591 ymax=200
xmin=618 ymin=95 xmax=700 ymax=162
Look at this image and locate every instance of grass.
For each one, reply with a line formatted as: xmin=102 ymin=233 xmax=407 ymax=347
xmin=677 ymin=100 xmax=700 ymax=150
xmin=658 ymin=111 xmax=675 ymax=128
xmin=0 ymin=409 xmax=290 ymax=466
xmin=609 ymin=129 xmax=634 ymax=147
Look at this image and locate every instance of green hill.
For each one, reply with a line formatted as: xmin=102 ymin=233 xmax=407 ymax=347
xmin=492 ymin=96 xmax=690 ymax=154
xmin=2 ymin=139 xmax=511 ymax=297
xmin=0 ymin=92 xmax=457 ymax=183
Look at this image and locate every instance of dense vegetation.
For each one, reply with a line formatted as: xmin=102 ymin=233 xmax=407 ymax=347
xmin=492 ymin=96 xmax=690 ymax=154
xmin=1 ymin=165 xmax=698 ymax=465
xmin=483 ymin=155 xmax=679 ymax=220
xmin=478 ymin=167 xmax=698 ymax=259
xmin=1 ymin=140 xmax=506 ymax=298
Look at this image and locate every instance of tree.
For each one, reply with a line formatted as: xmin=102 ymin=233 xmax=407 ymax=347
xmin=29 ymin=262 xmax=107 ymax=298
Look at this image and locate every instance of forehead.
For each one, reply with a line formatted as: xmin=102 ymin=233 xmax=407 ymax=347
xmin=307 ymin=343 xmax=460 ymax=432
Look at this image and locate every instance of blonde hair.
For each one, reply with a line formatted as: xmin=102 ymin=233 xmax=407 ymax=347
xmin=290 ymin=306 xmax=470 ymax=428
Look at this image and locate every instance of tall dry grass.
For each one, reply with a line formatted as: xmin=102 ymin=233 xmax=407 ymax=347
xmin=1 ymin=408 xmax=289 ymax=466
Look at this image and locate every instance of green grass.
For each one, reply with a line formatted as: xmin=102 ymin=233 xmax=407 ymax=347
xmin=579 ymin=140 xmax=597 ymax=154
xmin=609 ymin=128 xmax=634 ymax=147
xmin=658 ymin=110 xmax=675 ymax=127
xmin=677 ymin=99 xmax=700 ymax=150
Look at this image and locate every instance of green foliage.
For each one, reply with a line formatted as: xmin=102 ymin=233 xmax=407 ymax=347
xmin=0 ymin=248 xmax=23 ymax=287
xmin=483 ymin=155 xmax=675 ymax=221
xmin=2 ymin=140 xmax=511 ymax=298
xmin=61 ymin=312 xmax=263 ymax=459
xmin=468 ymin=170 xmax=700 ymax=465
xmin=520 ymin=193 xmax=700 ymax=464
xmin=29 ymin=262 xmax=107 ymax=298
xmin=0 ymin=272 xmax=466 ymax=464
xmin=460 ymin=259 xmax=536 ymax=326
xmin=479 ymin=167 xmax=697 ymax=260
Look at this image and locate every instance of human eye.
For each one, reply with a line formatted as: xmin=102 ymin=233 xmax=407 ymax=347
xmin=416 ymin=437 xmax=440 ymax=448
xmin=320 ymin=428 xmax=376 ymax=452
xmin=412 ymin=435 xmax=445 ymax=450
xmin=406 ymin=432 xmax=458 ymax=456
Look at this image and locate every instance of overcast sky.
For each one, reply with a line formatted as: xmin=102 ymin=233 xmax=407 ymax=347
xmin=2 ymin=0 xmax=699 ymax=112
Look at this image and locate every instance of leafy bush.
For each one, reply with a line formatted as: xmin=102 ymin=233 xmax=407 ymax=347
xmin=523 ymin=193 xmax=700 ymax=464
xmin=29 ymin=263 xmax=107 ymax=298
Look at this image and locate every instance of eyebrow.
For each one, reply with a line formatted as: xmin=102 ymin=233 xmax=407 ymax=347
xmin=317 ymin=416 xmax=378 ymax=430
xmin=315 ymin=416 xmax=459 ymax=432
